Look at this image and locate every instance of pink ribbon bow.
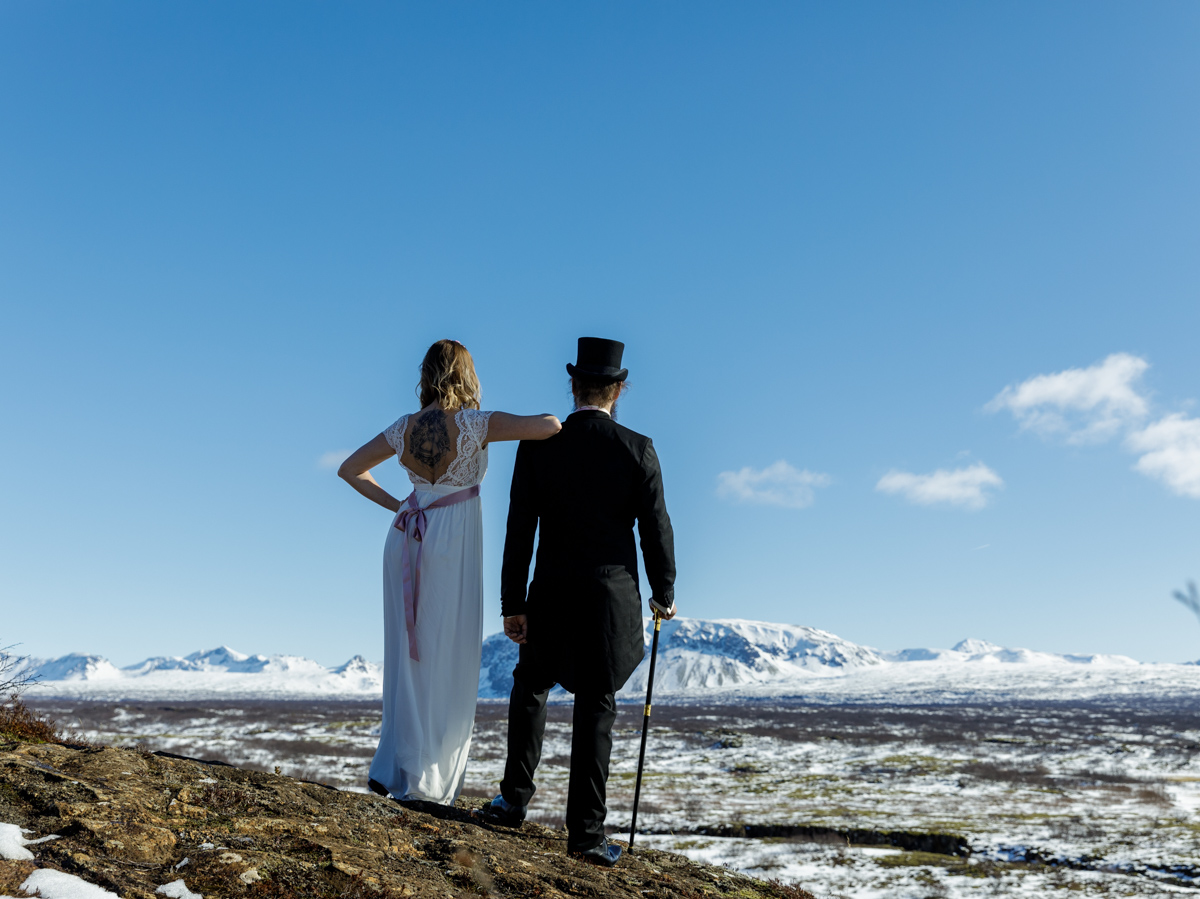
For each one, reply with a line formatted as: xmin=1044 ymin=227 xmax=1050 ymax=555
xmin=394 ymin=484 xmax=481 ymax=661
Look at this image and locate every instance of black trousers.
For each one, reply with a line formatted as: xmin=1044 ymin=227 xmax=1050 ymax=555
xmin=499 ymin=656 xmax=617 ymax=852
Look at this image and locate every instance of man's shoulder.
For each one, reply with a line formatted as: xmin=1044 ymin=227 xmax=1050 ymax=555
xmin=590 ymin=418 xmax=656 ymax=467
xmin=606 ymin=418 xmax=652 ymax=450
xmin=544 ymin=414 xmax=654 ymax=456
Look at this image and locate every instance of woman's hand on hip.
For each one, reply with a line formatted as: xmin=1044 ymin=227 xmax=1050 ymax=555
xmin=338 ymin=433 xmax=402 ymax=512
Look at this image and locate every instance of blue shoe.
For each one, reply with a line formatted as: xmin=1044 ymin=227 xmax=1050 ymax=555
xmin=480 ymin=793 xmax=526 ymax=826
xmin=571 ymin=838 xmax=622 ymax=867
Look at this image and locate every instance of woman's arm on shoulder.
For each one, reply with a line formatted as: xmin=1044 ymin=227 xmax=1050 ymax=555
xmin=484 ymin=412 xmax=562 ymax=444
xmin=338 ymin=433 xmax=403 ymax=512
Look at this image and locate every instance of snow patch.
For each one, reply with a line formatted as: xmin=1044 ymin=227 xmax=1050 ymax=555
xmin=0 ymin=823 xmax=34 ymax=861
xmin=19 ymin=869 xmax=118 ymax=899
xmin=0 ymin=823 xmax=59 ymax=861
xmin=156 ymin=879 xmax=202 ymax=899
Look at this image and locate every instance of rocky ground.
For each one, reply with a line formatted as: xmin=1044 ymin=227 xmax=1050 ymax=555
xmin=0 ymin=737 xmax=814 ymax=899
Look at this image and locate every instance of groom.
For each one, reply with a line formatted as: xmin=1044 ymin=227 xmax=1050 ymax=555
xmin=482 ymin=337 xmax=677 ymax=866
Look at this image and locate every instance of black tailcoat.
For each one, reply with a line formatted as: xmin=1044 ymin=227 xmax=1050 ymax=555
xmin=501 ymin=410 xmax=676 ymax=695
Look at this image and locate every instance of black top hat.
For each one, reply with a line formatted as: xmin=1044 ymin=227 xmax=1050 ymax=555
xmin=566 ymin=336 xmax=628 ymax=382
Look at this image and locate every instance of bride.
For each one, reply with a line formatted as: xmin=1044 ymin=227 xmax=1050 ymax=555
xmin=338 ymin=339 xmax=560 ymax=804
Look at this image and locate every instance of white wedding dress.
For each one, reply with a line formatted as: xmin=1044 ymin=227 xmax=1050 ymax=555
xmin=368 ymin=407 xmax=492 ymax=804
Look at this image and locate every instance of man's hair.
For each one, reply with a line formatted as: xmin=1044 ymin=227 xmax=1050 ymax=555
xmin=571 ymin=375 xmax=625 ymax=410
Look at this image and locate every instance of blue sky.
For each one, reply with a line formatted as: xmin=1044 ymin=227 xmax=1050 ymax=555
xmin=2 ymin=2 xmax=1197 ymax=665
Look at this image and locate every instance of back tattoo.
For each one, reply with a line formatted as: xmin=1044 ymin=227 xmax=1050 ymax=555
xmin=411 ymin=410 xmax=451 ymax=470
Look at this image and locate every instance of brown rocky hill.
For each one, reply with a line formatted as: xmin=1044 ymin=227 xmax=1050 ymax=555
xmin=0 ymin=738 xmax=814 ymax=899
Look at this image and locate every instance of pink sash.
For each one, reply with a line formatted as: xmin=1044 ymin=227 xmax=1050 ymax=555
xmin=393 ymin=484 xmax=481 ymax=661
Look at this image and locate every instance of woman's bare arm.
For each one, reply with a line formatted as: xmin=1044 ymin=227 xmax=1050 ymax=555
xmin=484 ymin=412 xmax=561 ymax=445
xmin=338 ymin=433 xmax=403 ymax=512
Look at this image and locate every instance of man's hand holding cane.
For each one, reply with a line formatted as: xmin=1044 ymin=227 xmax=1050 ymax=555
xmin=503 ymin=615 xmax=528 ymax=644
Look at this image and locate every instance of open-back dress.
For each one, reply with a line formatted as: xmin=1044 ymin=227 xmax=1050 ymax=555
xmin=367 ymin=407 xmax=493 ymax=804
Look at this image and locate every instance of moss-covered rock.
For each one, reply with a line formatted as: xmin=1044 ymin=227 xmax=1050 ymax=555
xmin=0 ymin=741 xmax=816 ymax=899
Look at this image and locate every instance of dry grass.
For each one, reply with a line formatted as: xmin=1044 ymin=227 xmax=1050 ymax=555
xmin=766 ymin=877 xmax=819 ymax=899
xmin=0 ymin=860 xmax=38 ymax=896
xmin=459 ymin=785 xmax=496 ymax=800
xmin=1135 ymin=785 xmax=1173 ymax=806
xmin=246 ymin=737 xmax=375 ymax=759
xmin=198 ymin=781 xmax=258 ymax=815
xmin=0 ymin=694 xmax=102 ymax=750
xmin=959 ymin=761 xmax=1055 ymax=788
xmin=0 ymin=693 xmax=62 ymax=744
xmin=959 ymin=761 xmax=1171 ymax=801
xmin=245 ymin=863 xmax=405 ymax=899
xmin=595 ymin=699 xmax=1200 ymax=758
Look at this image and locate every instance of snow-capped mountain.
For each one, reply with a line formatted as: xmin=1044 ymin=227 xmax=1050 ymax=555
xmin=624 ymin=618 xmax=885 ymax=694
xmin=20 ymin=653 xmax=122 ymax=682
xmin=882 ymin=638 xmax=1141 ymax=667
xmin=10 ymin=617 xmax=1187 ymax=703
xmin=121 ymin=646 xmax=275 ymax=675
xmin=13 ymin=645 xmax=382 ymax=700
xmin=479 ymin=618 xmax=887 ymax=700
xmin=481 ymin=617 xmax=1152 ymax=701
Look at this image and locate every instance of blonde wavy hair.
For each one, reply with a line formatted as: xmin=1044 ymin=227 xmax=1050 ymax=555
xmin=417 ymin=339 xmax=482 ymax=411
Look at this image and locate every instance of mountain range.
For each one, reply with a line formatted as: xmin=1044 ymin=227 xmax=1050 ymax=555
xmin=11 ymin=617 xmax=1188 ymax=703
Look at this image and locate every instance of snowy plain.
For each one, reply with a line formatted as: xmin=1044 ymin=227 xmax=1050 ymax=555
xmin=16 ymin=617 xmax=1200 ymax=898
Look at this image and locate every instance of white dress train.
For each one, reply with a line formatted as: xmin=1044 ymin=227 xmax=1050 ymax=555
xmin=368 ymin=408 xmax=492 ymax=804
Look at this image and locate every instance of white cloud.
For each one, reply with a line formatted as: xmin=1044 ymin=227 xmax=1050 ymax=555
xmin=1126 ymin=414 xmax=1200 ymax=499
xmin=716 ymin=461 xmax=831 ymax=509
xmin=876 ymin=463 xmax=1003 ymax=510
xmin=985 ymin=353 xmax=1150 ymax=443
xmin=318 ymin=450 xmax=351 ymax=470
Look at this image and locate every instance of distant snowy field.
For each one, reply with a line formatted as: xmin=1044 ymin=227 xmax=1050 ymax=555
xmin=25 ymin=694 xmax=1200 ymax=898
xmin=16 ymin=616 xmax=1200 ymax=704
xmin=18 ymin=618 xmax=1200 ymax=898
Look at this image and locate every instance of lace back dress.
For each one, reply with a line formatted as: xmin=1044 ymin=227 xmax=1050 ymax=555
xmin=368 ymin=407 xmax=493 ymax=804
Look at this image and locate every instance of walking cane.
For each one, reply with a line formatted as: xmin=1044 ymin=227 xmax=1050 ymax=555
xmin=628 ymin=609 xmax=663 ymax=852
